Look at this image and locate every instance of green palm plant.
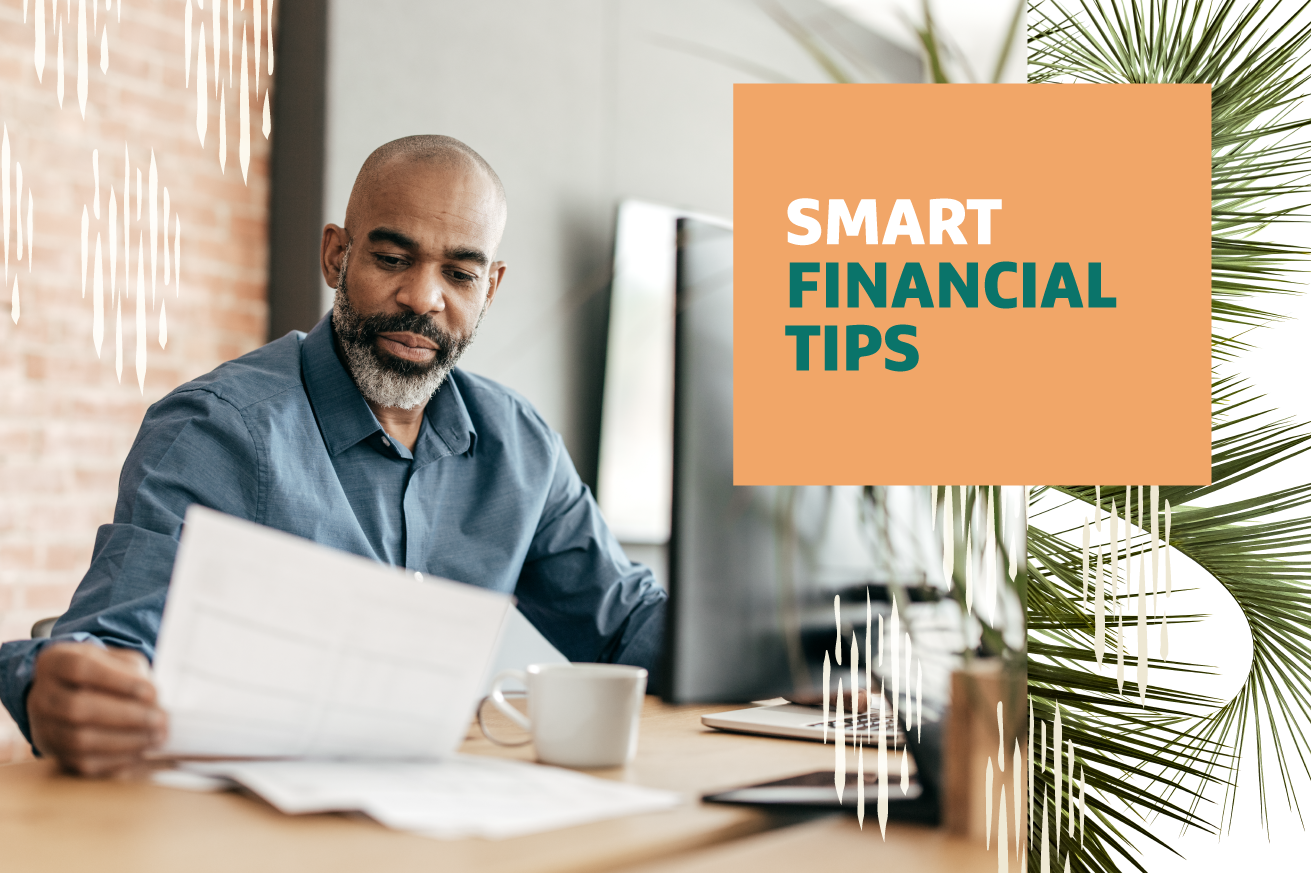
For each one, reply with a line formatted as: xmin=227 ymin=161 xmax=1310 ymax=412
xmin=1026 ymin=1 xmax=1311 ymax=871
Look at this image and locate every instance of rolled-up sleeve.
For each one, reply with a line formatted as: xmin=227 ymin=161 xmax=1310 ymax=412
xmin=0 ymin=388 xmax=261 ymax=743
xmin=513 ymin=431 xmax=667 ymax=680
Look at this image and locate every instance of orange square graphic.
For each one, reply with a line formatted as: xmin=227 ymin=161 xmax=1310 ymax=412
xmin=733 ymin=84 xmax=1212 ymax=485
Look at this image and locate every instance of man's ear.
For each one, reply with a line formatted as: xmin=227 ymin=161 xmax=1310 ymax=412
xmin=484 ymin=262 xmax=507 ymax=308
xmin=320 ymin=224 xmax=350 ymax=289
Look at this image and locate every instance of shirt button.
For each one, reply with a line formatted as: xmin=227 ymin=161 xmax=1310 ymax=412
xmin=381 ymin=435 xmax=391 ymax=447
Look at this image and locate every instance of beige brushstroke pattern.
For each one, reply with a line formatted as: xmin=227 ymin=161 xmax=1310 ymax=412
xmin=857 ymin=744 xmax=865 ymax=829
xmin=254 ymin=0 xmax=262 ymax=93
xmin=92 ymin=232 xmax=103 ymax=356
xmin=2 ymin=128 xmax=9 ymax=279
xmin=1040 ymin=790 xmax=1049 ymax=873
xmin=865 ymin=591 xmax=872 ymax=742
xmin=986 ymin=757 xmax=994 ymax=849
xmin=1079 ymin=767 xmax=1086 ymax=846
xmin=1053 ymin=705 xmax=1062 ymax=838
xmin=227 ymin=0 xmax=233 ymax=87
xmin=196 ymin=23 xmax=208 ymax=146
xmin=185 ymin=0 xmax=193 ymax=86
xmin=10 ymin=275 xmax=18 ymax=323
xmin=1116 ymin=600 xmax=1125 ymax=695
xmin=916 ymin=659 xmax=922 ymax=741
xmin=211 ymin=0 xmax=219 ymax=96
xmin=1028 ymin=703 xmax=1034 ymax=846
xmin=267 ymin=0 xmax=274 ymax=75
xmin=26 ymin=190 xmax=32 ymax=269
xmin=1094 ymin=545 xmax=1105 ymax=664
xmin=1007 ymin=486 xmax=1018 ymax=582
xmin=849 ymin=633 xmax=858 ymax=735
xmin=79 ymin=205 xmax=87 ymax=296
xmin=890 ymin=598 xmax=899 ymax=738
xmin=1151 ymin=485 xmax=1160 ymax=608
xmin=1137 ymin=546 xmax=1148 ymax=705
xmin=1067 ymin=740 xmax=1075 ymax=835
xmin=1162 ymin=499 xmax=1172 ymax=658
xmin=262 ymin=90 xmax=271 ymax=138
xmin=218 ymin=85 xmax=227 ymax=171
xmin=997 ymin=701 xmax=1005 ymax=771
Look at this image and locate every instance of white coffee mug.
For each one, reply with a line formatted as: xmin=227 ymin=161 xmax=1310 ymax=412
xmin=487 ymin=663 xmax=647 ymax=768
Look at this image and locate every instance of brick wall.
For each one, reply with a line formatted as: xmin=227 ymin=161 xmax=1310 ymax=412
xmin=0 ymin=0 xmax=273 ymax=761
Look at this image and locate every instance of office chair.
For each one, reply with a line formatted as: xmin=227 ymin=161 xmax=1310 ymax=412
xmin=30 ymin=617 xmax=58 ymax=639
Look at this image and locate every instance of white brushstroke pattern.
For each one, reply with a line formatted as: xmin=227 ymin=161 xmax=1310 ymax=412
xmin=1162 ymin=499 xmax=1172 ymax=658
xmin=227 ymin=0 xmax=233 ymax=86
xmin=985 ymin=485 xmax=997 ymax=620
xmin=108 ymin=188 xmax=116 ymax=302
xmin=218 ymin=85 xmax=227 ymax=171
xmin=833 ymin=594 xmax=841 ymax=665
xmin=13 ymin=164 xmax=20 ymax=261
xmin=196 ymin=23 xmax=208 ymax=146
xmin=267 ymin=0 xmax=274 ymax=75
xmin=148 ymin=151 xmax=157 ymax=302
xmin=57 ymin=20 xmax=64 ymax=106
xmin=1095 ymin=485 xmax=1101 ymax=531
xmin=1081 ymin=519 xmax=1090 ymax=601
xmin=835 ymin=677 xmax=845 ymax=802
xmin=122 ymin=144 xmax=130 ymax=290
xmin=1116 ymin=599 xmax=1125 ymax=694
xmin=35 ymin=0 xmax=45 ymax=82
xmin=1 ymin=128 xmax=8 ymax=279
xmin=212 ymin=0 xmax=219 ymax=96
xmin=1040 ymin=790 xmax=1049 ymax=873
xmin=185 ymin=0 xmax=193 ymax=86
xmin=1014 ymin=738 xmax=1022 ymax=856
xmin=1137 ymin=548 xmax=1148 ymax=704
xmin=942 ymin=484 xmax=954 ymax=584
xmin=92 ymin=232 xmax=103 ymax=356
xmin=903 ymin=631 xmax=911 ymax=751
xmin=1053 ymin=705 xmax=1062 ymax=838
xmin=965 ymin=527 xmax=974 ymax=615
xmin=76 ymin=0 xmax=86 ymax=118
xmin=998 ymin=785 xmax=1009 ymax=873
xmin=1078 ymin=767 xmax=1085 ymax=846
xmin=849 ymin=633 xmax=858 ymax=732
xmin=822 ymin=650 xmax=829 ymax=744
xmin=997 ymin=700 xmax=1005 ymax=770
xmin=262 ymin=89 xmax=271 ymax=138
xmin=1028 ymin=702 xmax=1034 ymax=846
xmin=1007 ymin=486 xmax=1018 ymax=582
xmin=1067 ymin=740 xmax=1075 ymax=835
xmin=865 ymin=590 xmax=872 ymax=740
xmin=239 ymin=24 xmax=249 ymax=183
xmin=10 ymin=276 xmax=18 ymax=323
xmin=1094 ymin=548 xmax=1104 ymax=664
xmin=986 ymin=757 xmax=994 ymax=849
xmin=135 ymin=232 xmax=146 ymax=391
xmin=254 ymin=0 xmax=261 ymax=93
xmin=916 ymin=660 xmax=922 ymax=741
xmin=877 ymin=687 xmax=887 ymax=838
xmin=162 ymin=188 xmax=170 ymax=285
xmin=856 ymin=745 xmax=865 ymax=829
xmin=1151 ymin=485 xmax=1160 ymax=609
xmin=890 ymin=598 xmax=899 ymax=737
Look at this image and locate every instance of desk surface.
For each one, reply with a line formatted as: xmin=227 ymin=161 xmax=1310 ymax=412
xmin=0 ymin=699 xmax=993 ymax=873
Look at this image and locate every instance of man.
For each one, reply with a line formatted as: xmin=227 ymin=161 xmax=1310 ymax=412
xmin=0 ymin=135 xmax=666 ymax=775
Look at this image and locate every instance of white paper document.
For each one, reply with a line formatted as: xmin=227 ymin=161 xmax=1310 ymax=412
xmin=154 ymin=506 xmax=512 ymax=759
xmin=183 ymin=757 xmax=683 ymax=839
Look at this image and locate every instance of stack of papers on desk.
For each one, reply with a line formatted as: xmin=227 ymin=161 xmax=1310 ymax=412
xmin=150 ymin=508 xmax=680 ymax=840
xmin=182 ymin=757 xmax=683 ymax=840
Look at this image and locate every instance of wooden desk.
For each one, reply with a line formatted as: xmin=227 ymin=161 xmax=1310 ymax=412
xmin=0 ymin=699 xmax=993 ymax=873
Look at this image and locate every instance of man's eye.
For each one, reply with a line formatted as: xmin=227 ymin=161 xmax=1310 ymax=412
xmin=449 ymin=271 xmax=476 ymax=283
xmin=375 ymin=254 xmax=407 ymax=268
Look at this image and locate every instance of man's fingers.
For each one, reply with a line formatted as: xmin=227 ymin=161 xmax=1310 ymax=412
xmin=63 ymin=751 xmax=151 ymax=778
xmin=37 ymin=644 xmax=156 ymax=702
xmin=37 ymin=682 xmax=166 ymax=733
xmin=41 ymin=720 xmax=160 ymax=757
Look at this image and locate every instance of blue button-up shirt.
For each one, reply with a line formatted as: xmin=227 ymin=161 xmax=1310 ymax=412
xmin=0 ymin=314 xmax=665 ymax=743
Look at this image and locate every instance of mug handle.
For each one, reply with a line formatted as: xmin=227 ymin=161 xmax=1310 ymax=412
xmin=489 ymin=669 xmax=532 ymax=731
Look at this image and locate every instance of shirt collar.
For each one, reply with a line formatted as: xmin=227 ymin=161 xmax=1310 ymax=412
xmin=301 ymin=313 xmax=476 ymax=459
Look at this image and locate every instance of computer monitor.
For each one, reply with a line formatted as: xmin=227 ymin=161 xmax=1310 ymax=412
xmin=662 ymin=217 xmax=953 ymax=705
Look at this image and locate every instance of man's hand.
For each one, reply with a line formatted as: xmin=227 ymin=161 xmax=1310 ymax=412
xmin=26 ymin=643 xmax=167 ymax=776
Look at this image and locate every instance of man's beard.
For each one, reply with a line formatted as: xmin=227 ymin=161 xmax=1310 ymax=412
xmin=332 ymin=244 xmax=482 ymax=410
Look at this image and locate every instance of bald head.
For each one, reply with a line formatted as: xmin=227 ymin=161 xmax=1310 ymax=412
xmin=344 ymin=135 xmax=507 ymax=233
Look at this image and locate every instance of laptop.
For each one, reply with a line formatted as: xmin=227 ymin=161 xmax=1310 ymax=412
xmin=701 ymin=698 xmax=910 ymax=748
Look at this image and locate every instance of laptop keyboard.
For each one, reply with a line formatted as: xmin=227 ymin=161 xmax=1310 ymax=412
xmin=806 ymin=712 xmax=901 ymax=732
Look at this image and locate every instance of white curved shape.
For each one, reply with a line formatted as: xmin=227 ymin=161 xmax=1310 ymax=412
xmin=267 ymin=0 xmax=274 ymax=75
xmin=162 ymin=187 xmax=170 ymax=286
xmin=833 ymin=594 xmax=841 ymax=665
xmin=218 ymin=84 xmax=226 ymax=172
xmin=834 ymin=677 xmax=845 ymax=802
xmin=9 ymin=276 xmax=17 ymax=323
xmin=986 ymin=757 xmax=994 ymax=849
xmin=212 ymin=0 xmax=219 ymax=96
xmin=135 ymin=231 xmax=145 ymax=393
xmin=254 ymin=0 xmax=261 ymax=92
xmin=239 ymin=24 xmax=249 ymax=184
xmin=76 ymin=0 xmax=86 ymax=118
xmin=108 ymin=187 xmax=116 ymax=301
xmin=13 ymin=163 xmax=20 ymax=261
xmin=262 ymin=88 xmax=270 ymax=138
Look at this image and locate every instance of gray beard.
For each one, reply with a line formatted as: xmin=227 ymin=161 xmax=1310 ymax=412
xmin=331 ymin=243 xmax=481 ymax=410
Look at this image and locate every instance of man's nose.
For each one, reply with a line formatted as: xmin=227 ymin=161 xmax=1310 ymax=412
xmin=396 ymin=266 xmax=447 ymax=315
